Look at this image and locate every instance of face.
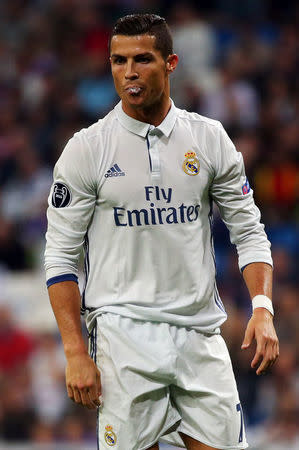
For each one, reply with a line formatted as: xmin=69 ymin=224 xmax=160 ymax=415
xmin=110 ymin=34 xmax=177 ymax=114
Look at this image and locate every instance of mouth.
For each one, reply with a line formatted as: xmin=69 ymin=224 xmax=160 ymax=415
xmin=125 ymin=86 xmax=143 ymax=96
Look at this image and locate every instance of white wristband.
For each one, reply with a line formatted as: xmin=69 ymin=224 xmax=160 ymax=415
xmin=252 ymin=295 xmax=274 ymax=316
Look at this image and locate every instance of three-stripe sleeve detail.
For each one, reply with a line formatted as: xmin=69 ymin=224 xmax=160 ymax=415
xmin=208 ymin=199 xmax=226 ymax=313
xmin=81 ymin=234 xmax=90 ymax=315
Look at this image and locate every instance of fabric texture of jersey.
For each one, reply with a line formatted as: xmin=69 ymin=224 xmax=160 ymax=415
xmin=45 ymin=101 xmax=272 ymax=333
xmin=90 ymin=313 xmax=248 ymax=450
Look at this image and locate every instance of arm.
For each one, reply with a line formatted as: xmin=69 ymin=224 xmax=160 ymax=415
xmin=209 ymin=124 xmax=278 ymax=374
xmin=48 ymin=281 xmax=101 ymax=409
xmin=241 ymin=262 xmax=279 ymax=375
xmin=45 ymin=134 xmax=100 ymax=407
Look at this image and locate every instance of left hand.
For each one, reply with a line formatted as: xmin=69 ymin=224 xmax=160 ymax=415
xmin=241 ymin=308 xmax=279 ymax=375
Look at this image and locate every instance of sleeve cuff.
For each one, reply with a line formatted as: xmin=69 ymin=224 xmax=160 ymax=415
xmin=241 ymin=261 xmax=273 ymax=273
xmin=46 ymin=273 xmax=78 ymax=288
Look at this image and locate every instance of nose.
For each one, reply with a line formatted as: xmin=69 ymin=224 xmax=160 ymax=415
xmin=125 ymin=60 xmax=138 ymax=80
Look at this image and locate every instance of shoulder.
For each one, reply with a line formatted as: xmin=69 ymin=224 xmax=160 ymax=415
xmin=175 ymin=108 xmax=227 ymax=161
xmin=60 ymin=109 xmax=118 ymax=165
xmin=57 ymin=109 xmax=119 ymax=184
xmin=176 ymin=107 xmax=223 ymax=132
xmin=73 ymin=109 xmax=117 ymax=145
xmin=174 ymin=108 xmax=236 ymax=173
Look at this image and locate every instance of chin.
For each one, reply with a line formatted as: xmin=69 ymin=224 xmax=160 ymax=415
xmin=127 ymin=96 xmax=146 ymax=108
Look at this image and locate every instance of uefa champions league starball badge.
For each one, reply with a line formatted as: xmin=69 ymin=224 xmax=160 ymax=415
xmin=52 ymin=182 xmax=71 ymax=208
xmin=104 ymin=424 xmax=117 ymax=446
xmin=183 ymin=151 xmax=200 ymax=176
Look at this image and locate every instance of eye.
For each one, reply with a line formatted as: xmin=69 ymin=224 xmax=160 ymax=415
xmin=113 ymin=56 xmax=126 ymax=64
xmin=136 ymin=56 xmax=151 ymax=63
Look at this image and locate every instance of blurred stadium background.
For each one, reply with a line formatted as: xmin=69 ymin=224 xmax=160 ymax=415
xmin=0 ymin=0 xmax=298 ymax=449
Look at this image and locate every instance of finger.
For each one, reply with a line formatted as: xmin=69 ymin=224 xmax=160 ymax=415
xmin=256 ymin=355 xmax=273 ymax=375
xmin=81 ymin=388 xmax=96 ymax=409
xmin=275 ymin=341 xmax=280 ymax=361
xmin=256 ymin=356 xmax=271 ymax=375
xmin=88 ymin=390 xmax=101 ymax=408
xmin=96 ymin=371 xmax=102 ymax=396
xmin=73 ymin=387 xmax=83 ymax=405
xmin=251 ymin=340 xmax=265 ymax=369
xmin=88 ymin=370 xmax=102 ymax=406
xmin=269 ymin=340 xmax=279 ymax=367
xmin=241 ymin=324 xmax=254 ymax=349
xmin=256 ymin=340 xmax=278 ymax=375
xmin=88 ymin=381 xmax=102 ymax=407
xmin=67 ymin=385 xmax=74 ymax=401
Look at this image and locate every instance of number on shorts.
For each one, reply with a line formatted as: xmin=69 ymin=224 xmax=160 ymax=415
xmin=236 ymin=402 xmax=244 ymax=443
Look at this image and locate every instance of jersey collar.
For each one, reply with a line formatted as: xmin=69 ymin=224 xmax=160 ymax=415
xmin=114 ymin=100 xmax=177 ymax=138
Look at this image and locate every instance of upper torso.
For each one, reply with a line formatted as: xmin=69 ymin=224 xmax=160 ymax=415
xmin=45 ymin=101 xmax=272 ymax=332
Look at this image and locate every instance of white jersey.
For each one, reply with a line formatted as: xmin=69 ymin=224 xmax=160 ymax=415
xmin=45 ymin=101 xmax=272 ymax=333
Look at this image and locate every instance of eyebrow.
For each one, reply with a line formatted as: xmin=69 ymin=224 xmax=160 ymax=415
xmin=111 ymin=52 xmax=154 ymax=59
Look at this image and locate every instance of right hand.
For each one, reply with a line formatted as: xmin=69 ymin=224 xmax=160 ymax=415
xmin=65 ymin=352 xmax=102 ymax=409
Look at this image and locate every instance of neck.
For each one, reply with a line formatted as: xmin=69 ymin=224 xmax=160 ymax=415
xmin=122 ymin=93 xmax=171 ymax=127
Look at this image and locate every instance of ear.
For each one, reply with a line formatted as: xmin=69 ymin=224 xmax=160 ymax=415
xmin=166 ymin=54 xmax=179 ymax=74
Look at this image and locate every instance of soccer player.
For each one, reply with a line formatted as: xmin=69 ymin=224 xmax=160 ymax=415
xmin=45 ymin=14 xmax=279 ymax=450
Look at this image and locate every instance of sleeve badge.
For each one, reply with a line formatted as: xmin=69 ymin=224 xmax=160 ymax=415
xmin=242 ymin=178 xmax=251 ymax=195
xmin=52 ymin=182 xmax=72 ymax=208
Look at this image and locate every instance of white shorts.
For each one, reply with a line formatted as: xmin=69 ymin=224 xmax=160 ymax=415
xmin=89 ymin=313 xmax=248 ymax=450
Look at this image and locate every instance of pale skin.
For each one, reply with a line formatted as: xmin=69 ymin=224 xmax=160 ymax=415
xmin=48 ymin=34 xmax=279 ymax=450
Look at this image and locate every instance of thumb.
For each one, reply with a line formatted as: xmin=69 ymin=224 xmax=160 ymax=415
xmin=241 ymin=323 xmax=254 ymax=349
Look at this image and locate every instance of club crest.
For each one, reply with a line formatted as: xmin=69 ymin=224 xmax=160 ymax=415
xmin=104 ymin=424 xmax=117 ymax=446
xmin=52 ymin=182 xmax=71 ymax=208
xmin=183 ymin=151 xmax=200 ymax=176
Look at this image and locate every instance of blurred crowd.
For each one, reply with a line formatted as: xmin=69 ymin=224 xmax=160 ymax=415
xmin=0 ymin=0 xmax=298 ymax=448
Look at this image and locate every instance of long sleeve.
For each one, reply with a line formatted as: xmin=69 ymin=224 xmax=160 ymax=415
xmin=210 ymin=124 xmax=272 ymax=271
xmin=45 ymin=133 xmax=98 ymax=284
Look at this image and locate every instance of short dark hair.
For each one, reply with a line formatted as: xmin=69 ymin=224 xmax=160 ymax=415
xmin=110 ymin=14 xmax=173 ymax=60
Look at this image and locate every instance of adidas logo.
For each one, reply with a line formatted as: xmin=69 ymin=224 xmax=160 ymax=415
xmin=104 ymin=164 xmax=125 ymax=178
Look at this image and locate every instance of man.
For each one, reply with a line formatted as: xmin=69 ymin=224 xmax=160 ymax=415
xmin=45 ymin=14 xmax=279 ymax=450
